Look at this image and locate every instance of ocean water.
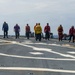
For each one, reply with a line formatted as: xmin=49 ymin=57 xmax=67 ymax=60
xmin=53 ymin=35 xmax=58 ymax=39
xmin=53 ymin=35 xmax=69 ymax=40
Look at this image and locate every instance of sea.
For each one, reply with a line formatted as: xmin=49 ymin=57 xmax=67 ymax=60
xmin=53 ymin=35 xmax=58 ymax=39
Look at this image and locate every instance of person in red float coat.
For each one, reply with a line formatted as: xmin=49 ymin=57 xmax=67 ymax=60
xmin=25 ymin=24 xmax=30 ymax=39
xmin=69 ymin=26 xmax=74 ymax=42
xmin=44 ymin=23 xmax=50 ymax=40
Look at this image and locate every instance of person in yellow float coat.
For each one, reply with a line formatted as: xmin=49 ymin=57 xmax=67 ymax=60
xmin=34 ymin=23 xmax=42 ymax=41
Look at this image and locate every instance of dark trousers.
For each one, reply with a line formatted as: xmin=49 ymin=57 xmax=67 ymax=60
xmin=4 ymin=31 xmax=8 ymax=38
xmin=36 ymin=33 xmax=41 ymax=41
xmin=69 ymin=34 xmax=74 ymax=42
xmin=45 ymin=31 xmax=50 ymax=40
xmin=26 ymin=32 xmax=30 ymax=39
xmin=15 ymin=31 xmax=19 ymax=39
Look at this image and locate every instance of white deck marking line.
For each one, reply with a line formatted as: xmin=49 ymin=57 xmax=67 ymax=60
xmin=68 ymin=52 xmax=75 ymax=54
xmin=0 ymin=52 xmax=75 ymax=61
xmin=0 ymin=39 xmax=75 ymax=49
xmin=22 ymin=42 xmax=75 ymax=49
xmin=16 ymin=43 xmax=75 ymax=59
xmin=0 ymin=39 xmax=75 ymax=59
xmin=0 ymin=67 xmax=74 ymax=73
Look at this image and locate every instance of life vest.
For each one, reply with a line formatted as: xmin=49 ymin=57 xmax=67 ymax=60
xmin=58 ymin=26 xmax=63 ymax=33
xmin=35 ymin=25 xmax=42 ymax=34
xmin=69 ymin=27 xmax=74 ymax=35
xmin=14 ymin=25 xmax=20 ymax=32
xmin=26 ymin=26 xmax=30 ymax=32
xmin=44 ymin=25 xmax=50 ymax=33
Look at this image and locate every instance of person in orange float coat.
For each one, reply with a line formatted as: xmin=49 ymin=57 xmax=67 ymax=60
xmin=57 ymin=25 xmax=63 ymax=41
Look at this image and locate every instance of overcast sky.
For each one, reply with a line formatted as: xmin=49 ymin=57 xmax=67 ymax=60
xmin=0 ymin=0 xmax=75 ymax=35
